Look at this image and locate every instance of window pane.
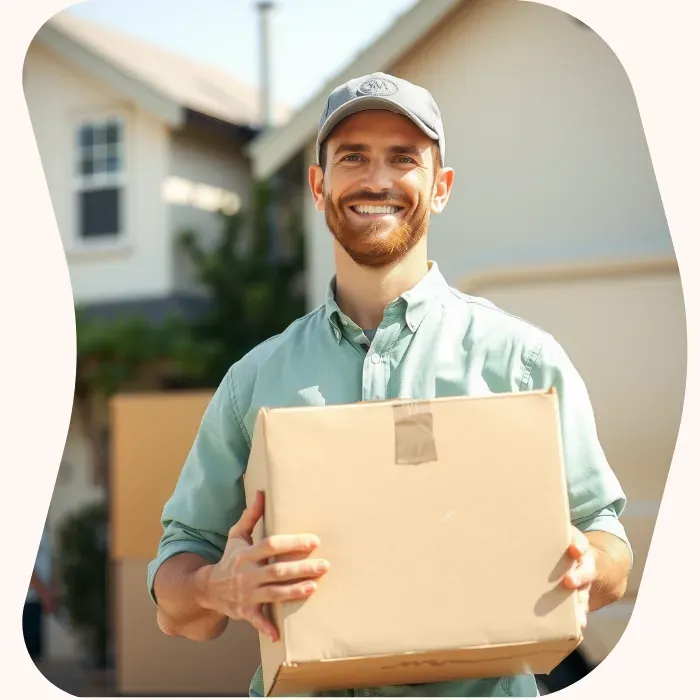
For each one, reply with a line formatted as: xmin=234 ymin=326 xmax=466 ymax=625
xmin=78 ymin=125 xmax=93 ymax=148
xmin=105 ymin=121 xmax=121 ymax=144
xmin=80 ymin=158 xmax=94 ymax=176
xmin=92 ymin=158 xmax=107 ymax=174
xmin=92 ymin=124 xmax=106 ymax=145
xmin=105 ymin=157 xmax=120 ymax=173
xmin=79 ymin=188 xmax=120 ymax=238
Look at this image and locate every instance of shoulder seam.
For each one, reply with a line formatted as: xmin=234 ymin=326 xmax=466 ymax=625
xmin=226 ymin=367 xmax=252 ymax=447
xmin=446 ymin=288 xmax=549 ymax=335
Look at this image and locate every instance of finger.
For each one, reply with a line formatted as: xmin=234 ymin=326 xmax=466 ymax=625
xmin=245 ymin=606 xmax=279 ymax=642
xmin=253 ymin=559 xmax=330 ymax=585
xmin=577 ymin=552 xmax=597 ymax=584
xmin=229 ymin=491 xmax=265 ymax=540
xmin=568 ymin=527 xmax=589 ymax=560
xmin=249 ymin=534 xmax=321 ymax=562
xmin=251 ymin=580 xmax=319 ymax=604
xmin=563 ymin=551 xmax=597 ymax=589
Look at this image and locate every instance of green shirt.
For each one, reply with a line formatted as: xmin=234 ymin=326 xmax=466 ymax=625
xmin=148 ymin=262 xmax=629 ymax=698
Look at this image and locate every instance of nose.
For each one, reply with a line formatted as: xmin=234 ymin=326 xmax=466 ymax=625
xmin=361 ymin=159 xmax=394 ymax=193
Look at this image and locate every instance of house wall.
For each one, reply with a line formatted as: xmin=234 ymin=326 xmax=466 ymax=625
xmin=167 ymin=127 xmax=252 ymax=296
xmin=304 ymin=0 xmax=672 ymax=307
xmin=23 ymin=41 xmax=172 ymax=305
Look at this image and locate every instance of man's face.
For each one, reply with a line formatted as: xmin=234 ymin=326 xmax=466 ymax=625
xmin=309 ymin=110 xmax=453 ymax=268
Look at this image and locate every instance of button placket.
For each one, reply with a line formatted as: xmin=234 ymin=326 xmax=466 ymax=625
xmin=361 ymin=315 xmax=403 ymax=401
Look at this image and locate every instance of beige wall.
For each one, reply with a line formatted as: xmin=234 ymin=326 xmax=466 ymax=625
xmin=304 ymin=0 xmax=672 ymax=306
xmin=23 ymin=41 xmax=172 ymax=304
xmin=167 ymin=127 xmax=252 ymax=295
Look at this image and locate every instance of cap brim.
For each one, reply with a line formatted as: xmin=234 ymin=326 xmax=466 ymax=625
xmin=316 ymin=95 xmax=439 ymax=162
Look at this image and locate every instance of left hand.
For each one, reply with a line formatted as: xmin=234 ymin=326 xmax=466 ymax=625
xmin=561 ymin=526 xmax=597 ymax=629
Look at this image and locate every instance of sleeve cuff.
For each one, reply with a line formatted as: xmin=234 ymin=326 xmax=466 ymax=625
xmin=146 ymin=540 xmax=222 ymax=606
xmin=573 ymin=510 xmax=633 ymax=565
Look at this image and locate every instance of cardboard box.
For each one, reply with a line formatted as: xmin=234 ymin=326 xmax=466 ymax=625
xmin=114 ymin=558 xmax=261 ymax=696
xmin=243 ymin=390 xmax=582 ymax=696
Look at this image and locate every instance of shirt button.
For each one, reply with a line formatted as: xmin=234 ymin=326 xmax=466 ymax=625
xmin=371 ymin=353 xmax=381 ymax=364
xmin=341 ymin=318 xmax=348 ymax=326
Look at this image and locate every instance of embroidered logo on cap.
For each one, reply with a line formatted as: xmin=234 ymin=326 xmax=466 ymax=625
xmin=357 ymin=77 xmax=398 ymax=97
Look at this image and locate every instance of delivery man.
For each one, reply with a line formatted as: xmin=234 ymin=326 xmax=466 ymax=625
xmin=147 ymin=73 xmax=632 ymax=697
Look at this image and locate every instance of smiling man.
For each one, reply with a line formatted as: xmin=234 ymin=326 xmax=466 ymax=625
xmin=148 ymin=73 xmax=632 ymax=697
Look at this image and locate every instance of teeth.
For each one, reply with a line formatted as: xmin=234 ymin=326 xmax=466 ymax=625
xmin=354 ymin=205 xmax=399 ymax=215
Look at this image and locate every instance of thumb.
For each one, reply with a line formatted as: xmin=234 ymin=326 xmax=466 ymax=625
xmin=229 ymin=490 xmax=265 ymax=540
xmin=568 ymin=526 xmax=589 ymax=560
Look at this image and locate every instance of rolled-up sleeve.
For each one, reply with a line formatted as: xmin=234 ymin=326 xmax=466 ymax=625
xmin=527 ymin=334 xmax=632 ymax=557
xmin=146 ymin=366 xmax=251 ymax=604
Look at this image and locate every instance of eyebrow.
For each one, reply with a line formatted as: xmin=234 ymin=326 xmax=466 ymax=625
xmin=333 ymin=143 xmax=425 ymax=158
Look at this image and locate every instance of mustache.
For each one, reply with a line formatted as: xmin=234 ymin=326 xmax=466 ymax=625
xmin=337 ymin=191 xmax=412 ymax=208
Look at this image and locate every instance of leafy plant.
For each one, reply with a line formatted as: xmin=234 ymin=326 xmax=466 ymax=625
xmin=56 ymin=500 xmax=109 ymax=668
xmin=179 ymin=179 xmax=306 ymax=384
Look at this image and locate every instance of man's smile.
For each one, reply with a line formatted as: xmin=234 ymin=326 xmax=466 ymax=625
xmin=348 ymin=204 xmax=407 ymax=219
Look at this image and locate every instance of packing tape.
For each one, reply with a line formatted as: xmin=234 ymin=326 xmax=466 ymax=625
xmin=393 ymin=402 xmax=438 ymax=465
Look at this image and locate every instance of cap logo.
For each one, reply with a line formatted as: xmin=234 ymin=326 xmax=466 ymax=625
xmin=357 ymin=77 xmax=398 ymax=97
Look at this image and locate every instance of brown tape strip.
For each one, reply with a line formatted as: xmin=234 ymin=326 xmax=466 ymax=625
xmin=393 ymin=402 xmax=438 ymax=465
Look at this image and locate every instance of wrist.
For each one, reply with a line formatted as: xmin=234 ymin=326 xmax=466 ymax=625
xmin=192 ymin=563 xmax=217 ymax=613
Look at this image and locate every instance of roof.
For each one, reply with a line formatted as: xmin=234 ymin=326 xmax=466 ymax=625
xmin=34 ymin=10 xmax=291 ymax=131
xmin=246 ymin=0 xmax=464 ymax=179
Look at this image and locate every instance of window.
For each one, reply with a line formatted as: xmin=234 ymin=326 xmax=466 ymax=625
xmin=74 ymin=116 xmax=125 ymax=240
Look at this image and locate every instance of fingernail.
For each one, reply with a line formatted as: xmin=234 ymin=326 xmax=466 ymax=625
xmin=305 ymin=582 xmax=317 ymax=593
xmin=316 ymin=560 xmax=329 ymax=572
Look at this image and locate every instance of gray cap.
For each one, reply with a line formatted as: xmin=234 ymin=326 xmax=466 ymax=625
xmin=316 ymin=72 xmax=445 ymax=166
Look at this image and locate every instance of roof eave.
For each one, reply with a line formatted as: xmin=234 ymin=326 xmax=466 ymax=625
xmin=34 ymin=23 xmax=185 ymax=128
xmin=245 ymin=0 xmax=464 ymax=180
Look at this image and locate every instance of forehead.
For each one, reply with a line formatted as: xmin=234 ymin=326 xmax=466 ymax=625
xmin=326 ymin=110 xmax=432 ymax=150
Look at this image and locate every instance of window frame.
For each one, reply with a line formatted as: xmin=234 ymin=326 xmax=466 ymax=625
xmin=69 ymin=108 xmax=131 ymax=253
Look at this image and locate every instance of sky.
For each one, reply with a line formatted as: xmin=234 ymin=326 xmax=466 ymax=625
xmin=66 ymin=0 xmax=421 ymax=110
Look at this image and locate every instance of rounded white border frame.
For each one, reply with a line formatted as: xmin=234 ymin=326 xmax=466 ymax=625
xmin=1 ymin=0 xmax=697 ymax=697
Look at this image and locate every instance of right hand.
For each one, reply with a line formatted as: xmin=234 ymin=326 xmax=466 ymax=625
xmin=201 ymin=490 xmax=329 ymax=642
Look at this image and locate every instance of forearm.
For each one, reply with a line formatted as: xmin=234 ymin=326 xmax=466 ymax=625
xmin=586 ymin=531 xmax=632 ymax=611
xmin=153 ymin=553 xmax=228 ymax=642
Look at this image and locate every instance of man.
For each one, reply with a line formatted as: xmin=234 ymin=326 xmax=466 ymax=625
xmin=24 ymin=524 xmax=58 ymax=663
xmin=148 ymin=73 xmax=632 ymax=697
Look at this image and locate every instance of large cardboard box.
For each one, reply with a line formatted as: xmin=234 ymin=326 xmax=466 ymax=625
xmin=244 ymin=390 xmax=582 ymax=696
xmin=114 ymin=558 xmax=261 ymax=696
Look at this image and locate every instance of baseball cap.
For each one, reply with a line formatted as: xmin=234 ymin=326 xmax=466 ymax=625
xmin=316 ymin=72 xmax=446 ymax=166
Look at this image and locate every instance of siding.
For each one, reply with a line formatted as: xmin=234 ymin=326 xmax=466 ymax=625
xmin=23 ymin=41 xmax=172 ymax=304
xmin=167 ymin=127 xmax=252 ymax=296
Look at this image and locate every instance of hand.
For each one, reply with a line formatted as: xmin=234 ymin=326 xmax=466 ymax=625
xmin=200 ymin=490 xmax=329 ymax=642
xmin=561 ymin=527 xmax=597 ymax=629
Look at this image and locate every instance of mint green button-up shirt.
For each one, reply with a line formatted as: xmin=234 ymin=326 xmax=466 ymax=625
xmin=148 ymin=262 xmax=629 ymax=698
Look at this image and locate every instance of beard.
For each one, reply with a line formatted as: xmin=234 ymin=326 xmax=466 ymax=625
xmin=324 ymin=189 xmax=431 ymax=269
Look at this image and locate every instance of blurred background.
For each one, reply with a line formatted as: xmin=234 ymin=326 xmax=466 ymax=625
xmin=21 ymin=0 xmax=685 ymax=696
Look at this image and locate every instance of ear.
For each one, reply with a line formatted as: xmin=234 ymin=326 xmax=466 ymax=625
xmin=308 ymin=164 xmax=325 ymax=212
xmin=431 ymin=167 xmax=454 ymax=214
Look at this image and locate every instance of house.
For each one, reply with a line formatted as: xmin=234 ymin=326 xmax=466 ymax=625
xmin=24 ymin=9 xmax=290 ymax=321
xmin=246 ymin=0 xmax=680 ymax=691
xmin=22 ymin=8 xmax=288 ymax=663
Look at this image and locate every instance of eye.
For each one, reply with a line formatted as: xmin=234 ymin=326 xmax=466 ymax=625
xmin=395 ymin=155 xmax=417 ymax=164
xmin=341 ymin=154 xmax=363 ymax=162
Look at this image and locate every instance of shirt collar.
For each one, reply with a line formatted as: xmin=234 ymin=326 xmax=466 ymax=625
xmin=324 ymin=261 xmax=449 ymax=343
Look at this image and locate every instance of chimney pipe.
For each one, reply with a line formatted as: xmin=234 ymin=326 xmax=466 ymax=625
xmin=257 ymin=0 xmax=275 ymax=132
